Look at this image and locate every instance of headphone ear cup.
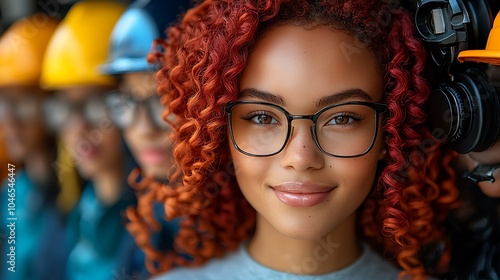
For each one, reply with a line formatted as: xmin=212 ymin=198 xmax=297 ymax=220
xmin=427 ymin=83 xmax=471 ymax=151
xmin=457 ymin=68 xmax=500 ymax=152
xmin=427 ymin=68 xmax=500 ymax=153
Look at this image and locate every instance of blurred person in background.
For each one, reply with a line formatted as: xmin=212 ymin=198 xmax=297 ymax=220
xmin=444 ymin=104 xmax=500 ymax=279
xmin=436 ymin=11 xmax=500 ymax=279
xmin=445 ymin=66 xmax=500 ymax=279
xmin=100 ymin=0 xmax=191 ymax=273
xmin=0 ymin=14 xmax=68 ymax=280
xmin=40 ymin=1 xmax=143 ymax=279
xmin=102 ymin=0 xmax=190 ymax=182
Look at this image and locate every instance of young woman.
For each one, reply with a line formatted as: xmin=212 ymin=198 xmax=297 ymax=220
xmin=445 ymin=65 xmax=500 ymax=279
xmin=127 ymin=0 xmax=458 ymax=279
xmin=0 ymin=14 xmax=68 ymax=280
xmin=102 ymin=0 xmax=191 ymax=180
xmin=41 ymin=2 xmax=143 ymax=279
xmin=101 ymin=2 xmax=192 ymax=277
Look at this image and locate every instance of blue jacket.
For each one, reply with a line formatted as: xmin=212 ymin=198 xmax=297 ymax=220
xmin=0 ymin=170 xmax=68 ymax=280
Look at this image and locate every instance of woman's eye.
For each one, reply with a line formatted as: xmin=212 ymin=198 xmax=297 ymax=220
xmin=332 ymin=116 xmax=349 ymax=125
xmin=252 ymin=114 xmax=277 ymax=124
xmin=328 ymin=114 xmax=358 ymax=125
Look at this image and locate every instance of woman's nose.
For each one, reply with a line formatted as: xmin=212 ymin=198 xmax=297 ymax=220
xmin=279 ymin=122 xmax=325 ymax=171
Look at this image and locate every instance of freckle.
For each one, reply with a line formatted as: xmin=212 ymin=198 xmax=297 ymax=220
xmin=309 ymin=215 xmax=311 ymax=218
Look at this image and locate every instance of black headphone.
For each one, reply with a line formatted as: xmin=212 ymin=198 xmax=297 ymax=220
xmin=415 ymin=0 xmax=500 ymax=153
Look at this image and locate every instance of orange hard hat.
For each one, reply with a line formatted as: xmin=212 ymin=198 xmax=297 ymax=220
xmin=458 ymin=12 xmax=500 ymax=65
xmin=0 ymin=14 xmax=58 ymax=87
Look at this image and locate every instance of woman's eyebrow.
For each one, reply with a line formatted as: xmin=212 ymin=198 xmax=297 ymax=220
xmin=239 ymin=88 xmax=285 ymax=105
xmin=316 ymin=89 xmax=373 ymax=107
xmin=239 ymin=88 xmax=373 ymax=107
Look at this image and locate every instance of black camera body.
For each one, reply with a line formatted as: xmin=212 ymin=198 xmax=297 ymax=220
xmin=415 ymin=0 xmax=500 ymax=153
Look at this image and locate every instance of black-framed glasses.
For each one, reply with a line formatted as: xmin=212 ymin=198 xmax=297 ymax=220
xmin=43 ymin=95 xmax=109 ymax=131
xmin=0 ymin=96 xmax=40 ymax=123
xmin=224 ymin=100 xmax=387 ymax=158
xmin=104 ymin=91 xmax=169 ymax=130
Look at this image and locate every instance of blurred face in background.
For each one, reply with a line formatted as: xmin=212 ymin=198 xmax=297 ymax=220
xmin=45 ymin=86 xmax=123 ymax=179
xmin=106 ymin=73 xmax=172 ymax=179
xmin=0 ymin=86 xmax=50 ymax=163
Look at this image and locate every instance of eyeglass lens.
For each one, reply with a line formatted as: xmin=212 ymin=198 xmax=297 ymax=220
xmin=0 ymin=97 xmax=39 ymax=123
xmin=105 ymin=92 xmax=169 ymax=130
xmin=43 ymin=97 xmax=108 ymax=131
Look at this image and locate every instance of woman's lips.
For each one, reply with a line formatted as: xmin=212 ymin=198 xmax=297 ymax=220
xmin=139 ymin=149 xmax=168 ymax=165
xmin=271 ymin=182 xmax=336 ymax=207
xmin=78 ymin=144 xmax=99 ymax=159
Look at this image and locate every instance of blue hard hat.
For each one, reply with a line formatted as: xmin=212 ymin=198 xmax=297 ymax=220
xmin=100 ymin=0 xmax=191 ymax=74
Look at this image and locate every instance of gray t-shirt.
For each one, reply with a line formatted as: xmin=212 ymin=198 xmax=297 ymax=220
xmin=153 ymin=243 xmax=402 ymax=280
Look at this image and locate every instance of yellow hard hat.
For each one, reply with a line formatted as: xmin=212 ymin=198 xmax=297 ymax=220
xmin=0 ymin=14 xmax=58 ymax=87
xmin=458 ymin=12 xmax=500 ymax=65
xmin=41 ymin=1 xmax=126 ymax=89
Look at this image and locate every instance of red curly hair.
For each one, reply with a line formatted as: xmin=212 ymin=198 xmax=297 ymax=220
xmin=126 ymin=0 xmax=459 ymax=278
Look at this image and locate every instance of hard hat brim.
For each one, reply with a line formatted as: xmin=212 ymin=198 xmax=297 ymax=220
xmin=100 ymin=58 xmax=156 ymax=75
xmin=458 ymin=50 xmax=500 ymax=65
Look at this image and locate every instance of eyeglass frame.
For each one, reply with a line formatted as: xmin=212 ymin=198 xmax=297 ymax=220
xmin=0 ymin=96 xmax=42 ymax=123
xmin=104 ymin=90 xmax=170 ymax=130
xmin=42 ymin=95 xmax=109 ymax=129
xmin=224 ymin=100 xmax=388 ymax=158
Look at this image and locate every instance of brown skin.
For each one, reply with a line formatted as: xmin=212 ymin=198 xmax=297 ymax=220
xmin=58 ymin=85 xmax=124 ymax=205
xmin=120 ymin=73 xmax=173 ymax=179
xmin=230 ymin=25 xmax=386 ymax=275
xmin=0 ymin=86 xmax=55 ymax=185
xmin=1 ymin=86 xmax=49 ymax=163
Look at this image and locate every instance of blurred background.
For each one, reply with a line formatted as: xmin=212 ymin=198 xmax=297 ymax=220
xmin=0 ymin=0 xmax=190 ymax=279
xmin=0 ymin=0 xmax=132 ymax=34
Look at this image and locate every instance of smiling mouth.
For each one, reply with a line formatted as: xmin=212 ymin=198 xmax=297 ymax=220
xmin=139 ymin=149 xmax=168 ymax=164
xmin=271 ymin=183 xmax=336 ymax=207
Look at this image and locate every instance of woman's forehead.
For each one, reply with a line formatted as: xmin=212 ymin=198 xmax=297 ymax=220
xmin=239 ymin=25 xmax=384 ymax=105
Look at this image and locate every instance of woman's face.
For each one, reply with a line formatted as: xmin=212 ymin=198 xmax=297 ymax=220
xmin=229 ymin=25 xmax=386 ymax=239
xmin=0 ymin=86 xmax=48 ymax=163
xmin=121 ymin=73 xmax=173 ymax=179
xmin=58 ymin=86 xmax=123 ymax=179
